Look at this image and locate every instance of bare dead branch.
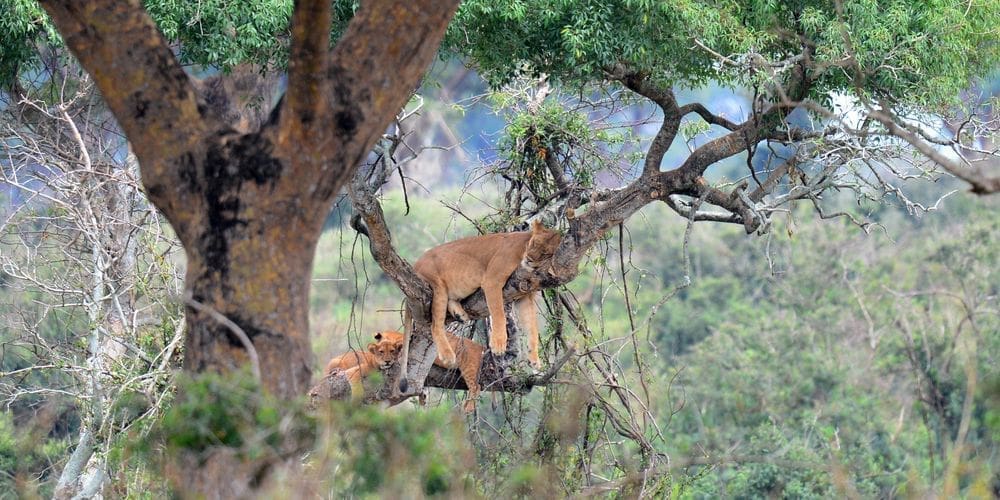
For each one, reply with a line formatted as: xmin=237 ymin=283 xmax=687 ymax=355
xmin=868 ymin=108 xmax=1000 ymax=194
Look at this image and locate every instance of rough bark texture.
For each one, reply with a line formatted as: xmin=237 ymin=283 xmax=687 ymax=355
xmin=37 ymin=0 xmax=461 ymax=495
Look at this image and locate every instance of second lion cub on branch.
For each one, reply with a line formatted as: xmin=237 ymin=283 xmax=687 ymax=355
xmin=414 ymin=220 xmax=561 ymax=369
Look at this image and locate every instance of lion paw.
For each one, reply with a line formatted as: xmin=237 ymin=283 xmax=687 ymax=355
xmin=488 ymin=341 xmax=507 ymax=357
xmin=528 ymin=356 xmax=542 ymax=371
xmin=463 ymin=399 xmax=476 ymax=414
xmin=437 ymin=347 xmax=458 ymax=368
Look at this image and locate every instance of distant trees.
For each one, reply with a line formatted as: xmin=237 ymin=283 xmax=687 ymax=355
xmin=1 ymin=58 xmax=185 ymax=497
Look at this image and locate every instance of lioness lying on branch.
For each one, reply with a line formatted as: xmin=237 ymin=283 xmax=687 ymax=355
xmin=398 ymin=220 xmax=561 ymax=396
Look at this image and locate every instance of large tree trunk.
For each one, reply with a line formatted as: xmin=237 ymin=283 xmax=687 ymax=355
xmin=36 ymin=0 xmax=461 ymax=494
xmin=179 ymin=136 xmax=321 ymax=395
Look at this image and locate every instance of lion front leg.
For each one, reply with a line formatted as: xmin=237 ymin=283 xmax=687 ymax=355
xmin=482 ymin=283 xmax=508 ymax=356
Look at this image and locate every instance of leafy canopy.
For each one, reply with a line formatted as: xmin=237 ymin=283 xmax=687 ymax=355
xmin=5 ymin=0 xmax=996 ymax=108
xmin=446 ymin=0 xmax=1000 ymax=107
xmin=1 ymin=0 xmax=361 ymax=86
xmin=0 ymin=0 xmax=54 ymax=86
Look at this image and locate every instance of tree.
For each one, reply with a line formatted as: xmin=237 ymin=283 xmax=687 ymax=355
xmin=320 ymin=0 xmax=999 ymax=491
xmin=1 ymin=53 xmax=186 ymax=497
xmin=6 ymin=0 xmax=460 ymax=495
xmin=341 ymin=0 xmax=998 ymax=394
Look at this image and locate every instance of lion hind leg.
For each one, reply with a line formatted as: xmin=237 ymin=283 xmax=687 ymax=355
xmin=457 ymin=340 xmax=484 ymax=414
xmin=447 ymin=299 xmax=470 ymax=322
xmin=516 ymin=292 xmax=542 ymax=369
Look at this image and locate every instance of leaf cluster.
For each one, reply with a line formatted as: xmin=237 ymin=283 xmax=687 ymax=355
xmin=0 ymin=0 xmax=57 ymax=87
xmin=150 ymin=371 xmax=314 ymax=457
xmin=0 ymin=0 xmax=366 ymax=86
xmin=143 ymin=0 xmax=296 ymax=70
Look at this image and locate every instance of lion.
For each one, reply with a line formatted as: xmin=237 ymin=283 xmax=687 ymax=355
xmin=411 ymin=220 xmax=560 ymax=372
xmin=443 ymin=333 xmax=486 ymax=413
xmin=321 ymin=331 xmax=403 ymax=399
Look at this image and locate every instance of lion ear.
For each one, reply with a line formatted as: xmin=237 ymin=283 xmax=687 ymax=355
xmin=373 ymin=332 xmax=383 ymax=341
xmin=368 ymin=344 xmax=378 ymax=354
xmin=531 ymin=219 xmax=543 ymax=233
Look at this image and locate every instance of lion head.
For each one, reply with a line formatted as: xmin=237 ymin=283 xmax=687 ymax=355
xmin=368 ymin=339 xmax=403 ymax=369
xmin=523 ymin=220 xmax=562 ymax=269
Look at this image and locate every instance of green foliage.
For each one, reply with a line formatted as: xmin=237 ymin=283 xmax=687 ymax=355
xmin=0 ymin=411 xmax=71 ymax=498
xmin=0 ymin=0 xmax=56 ymax=87
xmin=142 ymin=0 xmax=295 ymax=70
xmin=310 ymin=402 xmax=477 ymax=496
xmin=447 ymin=0 xmax=1000 ymax=106
xmin=149 ymin=371 xmax=315 ymax=457
xmin=497 ymin=98 xmax=613 ymax=198
xmin=0 ymin=0 xmax=364 ymax=86
xmin=664 ymin=200 xmax=999 ymax=497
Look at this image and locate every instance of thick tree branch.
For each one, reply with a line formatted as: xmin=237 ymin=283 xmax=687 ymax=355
xmin=313 ymin=0 xmax=462 ymax=200
xmin=678 ymin=102 xmax=741 ymax=130
xmin=604 ymin=67 xmax=799 ymax=233
xmin=671 ymin=127 xmax=756 ymax=179
xmin=425 ymin=344 xmax=575 ymax=391
xmin=664 ymin=195 xmax=743 ymax=224
xmin=277 ymin=0 xmax=333 ymax=152
xmin=348 ymin=162 xmax=430 ymax=301
xmin=609 ymin=65 xmax=682 ymax=176
xmin=310 ymin=332 xmax=577 ymax=406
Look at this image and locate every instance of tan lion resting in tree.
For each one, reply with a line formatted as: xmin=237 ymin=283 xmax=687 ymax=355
xmin=412 ymin=220 xmax=561 ymax=371
xmin=325 ymin=330 xmax=486 ymax=413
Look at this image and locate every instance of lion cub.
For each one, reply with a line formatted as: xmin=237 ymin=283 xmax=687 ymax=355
xmin=413 ymin=220 xmax=560 ymax=369
xmin=323 ymin=332 xmax=403 ymax=398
